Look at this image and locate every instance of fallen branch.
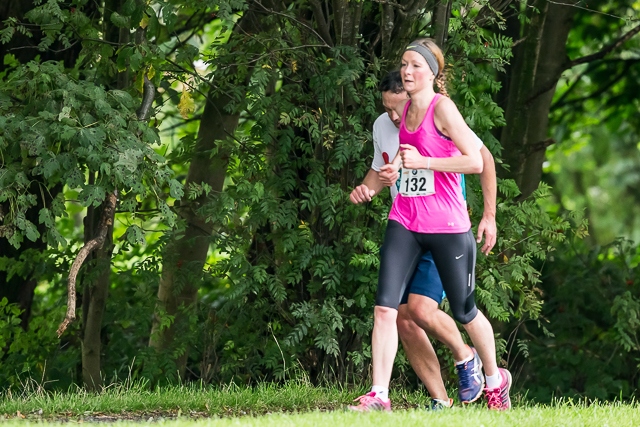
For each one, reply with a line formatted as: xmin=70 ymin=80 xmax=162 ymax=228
xmin=57 ymin=191 xmax=118 ymax=337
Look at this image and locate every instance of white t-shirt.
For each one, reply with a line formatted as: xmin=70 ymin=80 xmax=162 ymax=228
xmin=371 ymin=113 xmax=484 ymax=200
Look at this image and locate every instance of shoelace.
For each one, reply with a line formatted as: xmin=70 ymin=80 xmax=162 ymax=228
xmin=485 ymin=388 xmax=502 ymax=408
xmin=430 ymin=398 xmax=452 ymax=410
xmin=456 ymin=361 xmax=473 ymax=389
xmin=353 ymin=393 xmax=383 ymax=408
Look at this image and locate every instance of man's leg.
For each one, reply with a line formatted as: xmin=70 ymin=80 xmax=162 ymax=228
xmin=397 ymin=252 xmax=452 ymax=405
xmin=397 ymin=304 xmax=448 ymax=400
xmin=407 ymin=295 xmax=473 ymax=362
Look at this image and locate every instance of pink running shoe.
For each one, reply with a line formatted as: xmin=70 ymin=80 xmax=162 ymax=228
xmin=485 ymin=368 xmax=512 ymax=410
xmin=348 ymin=392 xmax=391 ymax=412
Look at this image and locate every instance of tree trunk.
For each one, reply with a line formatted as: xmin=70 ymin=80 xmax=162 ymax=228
xmin=499 ymin=0 xmax=576 ymax=198
xmin=80 ymin=191 xmax=115 ymax=390
xmin=433 ymin=0 xmax=452 ymax=49
xmin=0 ymin=187 xmax=42 ymax=329
xmin=378 ymin=0 xmax=434 ymax=62
xmin=149 ymin=4 xmax=269 ymax=378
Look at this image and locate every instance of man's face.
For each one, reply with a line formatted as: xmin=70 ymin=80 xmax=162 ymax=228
xmin=381 ymin=90 xmax=409 ymax=128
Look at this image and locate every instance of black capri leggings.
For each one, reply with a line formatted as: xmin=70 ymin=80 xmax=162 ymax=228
xmin=376 ymin=220 xmax=478 ymax=324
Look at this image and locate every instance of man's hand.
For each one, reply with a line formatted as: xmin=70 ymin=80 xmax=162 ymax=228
xmin=379 ymin=164 xmax=399 ymax=186
xmin=477 ymin=215 xmax=497 ymax=255
xmin=399 ymin=144 xmax=427 ymax=169
xmin=350 ymin=184 xmax=376 ymax=204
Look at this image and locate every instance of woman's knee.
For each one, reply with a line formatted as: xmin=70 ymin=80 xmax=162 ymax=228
xmin=451 ymin=305 xmax=478 ymax=325
xmin=374 ymin=305 xmax=398 ymax=323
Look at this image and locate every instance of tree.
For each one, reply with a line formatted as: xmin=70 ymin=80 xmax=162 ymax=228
xmin=0 ymin=0 xmax=183 ymax=389
xmin=497 ymin=0 xmax=640 ymax=199
xmin=158 ymin=0 xmax=574 ymax=383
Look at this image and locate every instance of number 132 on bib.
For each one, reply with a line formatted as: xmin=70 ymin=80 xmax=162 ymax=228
xmin=399 ymin=168 xmax=435 ymax=197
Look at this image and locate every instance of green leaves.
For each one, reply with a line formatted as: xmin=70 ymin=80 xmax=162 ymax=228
xmin=0 ymin=60 xmax=180 ymax=248
xmin=125 ymin=224 xmax=146 ymax=245
xmin=110 ymin=11 xmax=130 ymax=29
xmin=611 ymin=291 xmax=640 ymax=352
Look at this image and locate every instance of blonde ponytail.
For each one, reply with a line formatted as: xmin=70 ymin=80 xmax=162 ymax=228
xmin=435 ymin=69 xmax=449 ymax=97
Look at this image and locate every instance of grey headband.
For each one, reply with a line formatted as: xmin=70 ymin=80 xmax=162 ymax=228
xmin=405 ymin=43 xmax=439 ymax=77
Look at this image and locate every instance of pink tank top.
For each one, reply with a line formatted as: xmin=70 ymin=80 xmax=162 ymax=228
xmin=388 ymin=94 xmax=471 ymax=233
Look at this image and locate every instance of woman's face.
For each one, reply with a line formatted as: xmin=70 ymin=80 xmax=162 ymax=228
xmin=400 ymin=50 xmax=434 ymax=93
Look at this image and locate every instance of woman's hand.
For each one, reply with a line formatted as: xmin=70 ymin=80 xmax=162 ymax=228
xmin=399 ymin=144 xmax=428 ymax=169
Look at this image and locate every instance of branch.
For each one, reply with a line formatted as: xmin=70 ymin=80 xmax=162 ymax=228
xmin=545 ymin=0 xmax=640 ymax=21
xmin=526 ymin=23 xmax=640 ymax=105
xmin=137 ymin=74 xmax=156 ymax=121
xmin=159 ymin=114 xmax=202 ymax=133
xmin=551 ymin=60 xmax=636 ymax=110
xmin=550 ymin=61 xmax=601 ymax=108
xmin=474 ymin=0 xmax=514 ymax=27
xmin=568 ymin=23 xmax=640 ymax=68
xmin=253 ymin=0 xmax=331 ymax=48
xmin=309 ymin=0 xmax=334 ymax=46
xmin=57 ymin=191 xmax=118 ymax=337
xmin=370 ymin=0 xmax=406 ymax=10
xmin=166 ymin=13 xmax=214 ymax=57
xmin=527 ymin=137 xmax=556 ymax=156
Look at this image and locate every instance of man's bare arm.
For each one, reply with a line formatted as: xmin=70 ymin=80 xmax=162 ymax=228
xmin=477 ymin=146 xmax=497 ymax=255
xmin=350 ymin=169 xmax=385 ymax=204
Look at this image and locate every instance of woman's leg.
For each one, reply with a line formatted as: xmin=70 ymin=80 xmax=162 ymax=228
xmin=372 ymin=305 xmax=399 ymax=388
xmin=429 ymin=231 xmax=511 ymax=409
xmin=350 ymin=221 xmax=422 ymax=411
xmin=373 ymin=221 xmax=423 ymax=388
xmin=427 ymin=231 xmax=479 ymax=326
xmin=426 ymin=230 xmax=486 ymax=402
xmin=462 ymin=310 xmax=498 ymax=376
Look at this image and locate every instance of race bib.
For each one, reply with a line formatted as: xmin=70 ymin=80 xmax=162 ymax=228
xmin=399 ymin=168 xmax=435 ymax=197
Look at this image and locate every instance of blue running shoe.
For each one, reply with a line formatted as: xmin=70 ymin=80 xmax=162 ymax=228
xmin=428 ymin=398 xmax=453 ymax=411
xmin=456 ymin=347 xmax=484 ymax=404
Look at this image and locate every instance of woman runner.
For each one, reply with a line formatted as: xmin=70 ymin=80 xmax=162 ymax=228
xmin=349 ymin=38 xmax=511 ymax=412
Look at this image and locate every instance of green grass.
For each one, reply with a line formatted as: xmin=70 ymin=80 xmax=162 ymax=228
xmin=1 ymin=381 xmax=639 ymax=426
xmin=1 ymin=406 xmax=640 ymax=427
xmin=0 ymin=381 xmax=379 ymax=417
